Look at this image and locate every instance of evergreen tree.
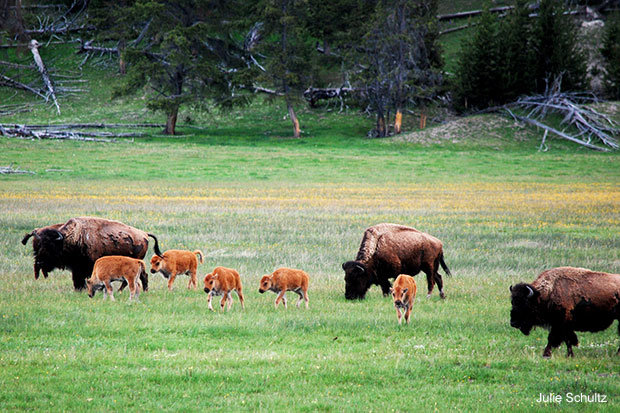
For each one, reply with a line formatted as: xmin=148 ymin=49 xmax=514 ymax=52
xmin=454 ymin=5 xmax=502 ymax=110
xmin=255 ymin=0 xmax=315 ymax=138
xmin=530 ymin=0 xmax=586 ymax=92
xmin=112 ymin=0 xmax=251 ymax=135
xmin=356 ymin=0 xmax=442 ymax=136
xmin=601 ymin=12 xmax=620 ymax=99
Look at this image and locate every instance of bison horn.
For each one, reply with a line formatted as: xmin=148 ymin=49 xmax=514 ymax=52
xmin=54 ymin=230 xmax=63 ymax=241
xmin=526 ymin=285 xmax=534 ymax=298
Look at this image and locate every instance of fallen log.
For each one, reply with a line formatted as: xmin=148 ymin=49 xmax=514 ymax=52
xmin=0 ymin=74 xmax=46 ymax=99
xmin=0 ymin=125 xmax=115 ymax=142
xmin=12 ymin=123 xmax=165 ymax=129
xmin=302 ymin=86 xmax=357 ymax=107
xmin=0 ymin=60 xmax=35 ymax=70
xmin=0 ymin=164 xmax=35 ymax=175
xmin=437 ymin=6 xmax=513 ymax=20
xmin=29 ymin=39 xmax=60 ymax=114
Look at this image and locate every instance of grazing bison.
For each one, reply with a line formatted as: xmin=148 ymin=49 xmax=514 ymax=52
xmin=21 ymin=216 xmax=162 ymax=291
xmin=342 ymin=223 xmax=451 ymax=300
xmin=510 ymin=267 xmax=620 ymax=358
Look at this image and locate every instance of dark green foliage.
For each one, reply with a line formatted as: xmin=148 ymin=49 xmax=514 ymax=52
xmin=601 ymin=13 xmax=620 ymax=99
xmin=104 ymin=0 xmax=253 ymax=134
xmin=454 ymin=0 xmax=587 ymax=111
xmin=354 ymin=0 xmax=443 ymax=136
xmin=530 ymin=0 xmax=586 ymax=93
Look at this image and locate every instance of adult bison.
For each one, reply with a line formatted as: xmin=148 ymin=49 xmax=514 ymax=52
xmin=510 ymin=267 xmax=620 ymax=358
xmin=21 ymin=216 xmax=162 ymax=291
xmin=342 ymin=223 xmax=451 ymax=300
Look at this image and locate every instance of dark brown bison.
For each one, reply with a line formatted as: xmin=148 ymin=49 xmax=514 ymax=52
xmin=342 ymin=223 xmax=451 ymax=300
xmin=21 ymin=216 xmax=162 ymax=291
xmin=510 ymin=267 xmax=620 ymax=358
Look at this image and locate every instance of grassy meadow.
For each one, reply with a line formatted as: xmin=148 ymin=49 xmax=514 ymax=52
xmin=1 ymin=113 xmax=619 ymax=411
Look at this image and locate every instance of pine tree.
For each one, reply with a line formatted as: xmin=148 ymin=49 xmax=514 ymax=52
xmin=255 ymin=0 xmax=315 ymax=138
xmin=111 ymin=0 xmax=251 ymax=135
xmin=601 ymin=13 xmax=620 ymax=99
xmin=454 ymin=5 xmax=502 ymax=110
xmin=530 ymin=0 xmax=586 ymax=92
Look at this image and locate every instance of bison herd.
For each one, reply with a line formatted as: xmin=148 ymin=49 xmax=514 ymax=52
xmin=21 ymin=217 xmax=620 ymax=358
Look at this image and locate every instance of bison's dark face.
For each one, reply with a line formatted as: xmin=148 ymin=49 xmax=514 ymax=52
xmin=510 ymin=283 xmax=540 ymax=335
xmin=343 ymin=261 xmax=370 ymax=300
xmin=32 ymin=229 xmax=65 ymax=276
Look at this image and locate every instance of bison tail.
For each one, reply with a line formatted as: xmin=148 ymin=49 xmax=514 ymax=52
xmin=439 ymin=253 xmax=452 ymax=276
xmin=21 ymin=231 xmax=35 ymax=245
xmin=148 ymin=233 xmax=163 ymax=257
xmin=194 ymin=250 xmax=204 ymax=264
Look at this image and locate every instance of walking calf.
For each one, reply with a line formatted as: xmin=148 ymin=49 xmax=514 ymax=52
xmin=391 ymin=274 xmax=417 ymax=324
xmin=258 ymin=268 xmax=309 ymax=309
xmin=203 ymin=267 xmax=245 ymax=311
xmin=150 ymin=249 xmax=203 ymax=290
xmin=87 ymin=256 xmax=147 ymax=301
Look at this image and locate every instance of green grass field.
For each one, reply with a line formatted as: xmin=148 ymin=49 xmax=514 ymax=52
xmin=1 ymin=107 xmax=619 ymax=411
xmin=1 ymin=15 xmax=619 ymax=410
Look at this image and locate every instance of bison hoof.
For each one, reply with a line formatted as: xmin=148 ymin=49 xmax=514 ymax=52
xmin=439 ymin=292 xmax=446 ymax=299
xmin=426 ymin=293 xmax=432 ymax=299
xmin=542 ymin=350 xmax=552 ymax=359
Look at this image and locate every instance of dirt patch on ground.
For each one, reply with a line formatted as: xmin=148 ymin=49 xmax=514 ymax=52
xmin=392 ymin=114 xmax=533 ymax=146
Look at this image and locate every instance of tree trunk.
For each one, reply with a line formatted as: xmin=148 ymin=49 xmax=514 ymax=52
xmin=164 ymin=106 xmax=178 ymax=135
xmin=376 ymin=113 xmax=386 ymax=137
xmin=118 ymin=39 xmax=126 ymax=75
xmin=287 ymin=101 xmax=300 ymax=138
xmin=29 ymin=39 xmax=60 ymax=114
xmin=394 ymin=109 xmax=402 ymax=134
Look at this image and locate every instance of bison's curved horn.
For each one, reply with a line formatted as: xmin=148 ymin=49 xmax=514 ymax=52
xmin=53 ymin=230 xmax=63 ymax=241
xmin=354 ymin=263 xmax=365 ymax=273
xmin=526 ymin=285 xmax=534 ymax=298
xmin=509 ymin=285 xmax=513 ymax=292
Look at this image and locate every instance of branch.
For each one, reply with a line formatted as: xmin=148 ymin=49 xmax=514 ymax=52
xmin=29 ymin=39 xmax=60 ymax=114
xmin=0 ymin=74 xmax=47 ymax=99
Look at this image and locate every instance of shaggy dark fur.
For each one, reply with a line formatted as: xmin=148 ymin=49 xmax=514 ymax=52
xmin=342 ymin=223 xmax=451 ymax=300
xmin=21 ymin=216 xmax=161 ymax=290
xmin=510 ymin=266 xmax=620 ymax=358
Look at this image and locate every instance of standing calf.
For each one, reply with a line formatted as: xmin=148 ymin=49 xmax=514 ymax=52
xmin=87 ymin=256 xmax=147 ymax=301
xmin=258 ymin=268 xmax=309 ymax=309
xmin=391 ymin=274 xmax=417 ymax=324
xmin=203 ymin=267 xmax=245 ymax=311
xmin=150 ymin=249 xmax=203 ymax=290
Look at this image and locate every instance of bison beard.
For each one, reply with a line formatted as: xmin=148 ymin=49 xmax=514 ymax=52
xmin=510 ymin=267 xmax=620 ymax=358
xmin=342 ymin=224 xmax=451 ymax=300
xmin=22 ymin=217 xmax=162 ymax=290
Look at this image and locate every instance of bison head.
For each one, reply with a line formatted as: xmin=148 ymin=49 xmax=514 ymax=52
xmin=204 ymin=272 xmax=218 ymax=294
xmin=343 ymin=261 xmax=371 ymax=300
xmin=258 ymin=275 xmax=272 ymax=294
xmin=509 ymin=283 xmax=540 ymax=335
xmin=150 ymin=254 xmax=164 ymax=274
xmin=22 ymin=228 xmax=64 ymax=279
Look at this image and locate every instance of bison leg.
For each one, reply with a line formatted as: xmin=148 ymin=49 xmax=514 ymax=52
xmin=207 ymin=292 xmax=215 ymax=312
xmin=434 ymin=272 xmax=445 ymax=299
xmin=71 ymin=270 xmax=88 ymax=291
xmin=237 ymin=289 xmax=245 ymax=310
xmin=118 ymin=278 xmax=128 ymax=293
xmin=405 ymin=305 xmax=412 ymax=324
xmin=167 ymin=274 xmax=177 ymax=291
xmin=379 ymin=279 xmax=392 ymax=297
xmin=543 ymin=327 xmax=565 ymax=358
xmin=220 ymin=292 xmax=229 ymax=311
xmin=139 ymin=271 xmax=148 ymax=292
xmin=275 ymin=291 xmax=287 ymax=309
xmin=565 ymin=331 xmax=578 ymax=357
xmin=105 ymin=281 xmax=115 ymax=301
xmin=396 ymin=307 xmax=403 ymax=324
xmin=425 ymin=272 xmax=436 ymax=298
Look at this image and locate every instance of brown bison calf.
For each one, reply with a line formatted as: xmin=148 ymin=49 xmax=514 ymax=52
xmin=150 ymin=249 xmax=203 ymax=290
xmin=203 ymin=267 xmax=245 ymax=311
xmin=87 ymin=256 xmax=147 ymax=301
xmin=510 ymin=267 xmax=620 ymax=358
xmin=259 ymin=268 xmax=309 ymax=309
xmin=391 ymin=274 xmax=417 ymax=325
